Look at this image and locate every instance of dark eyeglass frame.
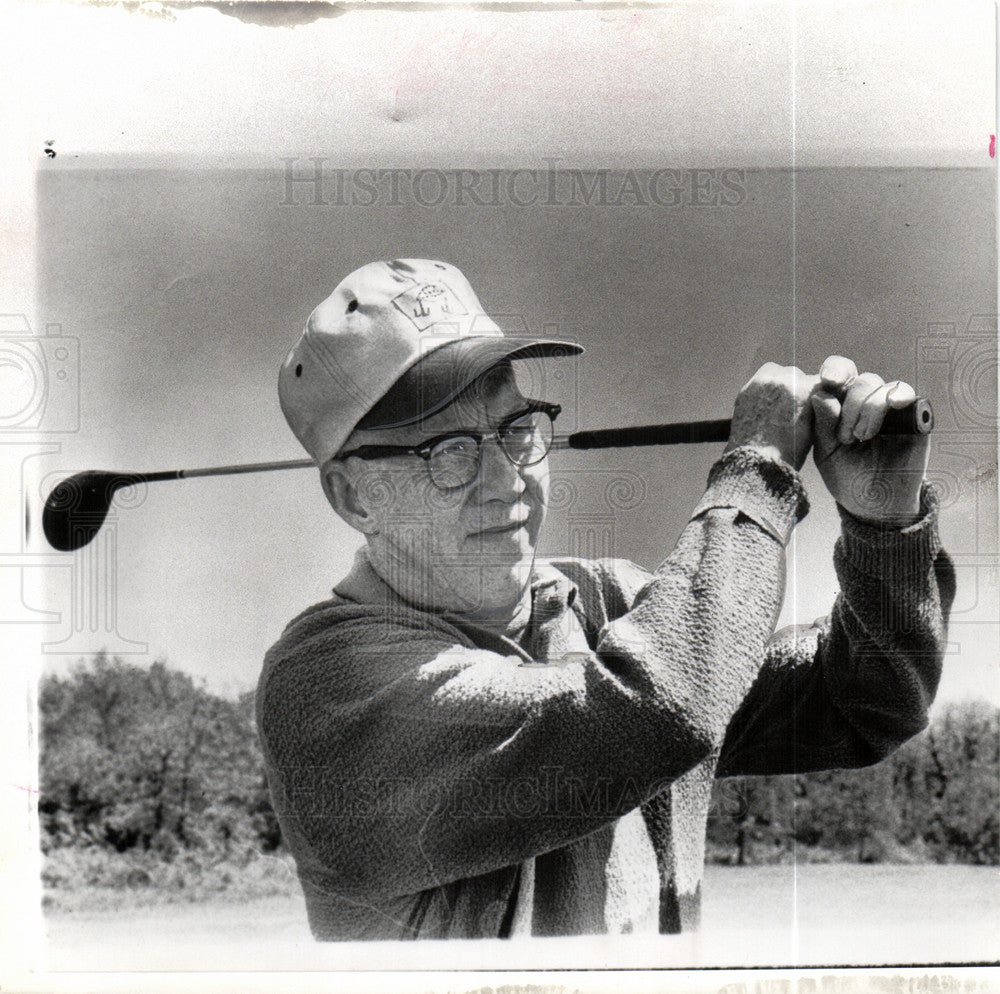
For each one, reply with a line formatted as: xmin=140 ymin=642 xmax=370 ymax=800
xmin=337 ymin=399 xmax=561 ymax=488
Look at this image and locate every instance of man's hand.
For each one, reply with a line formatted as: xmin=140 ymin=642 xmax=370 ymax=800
xmin=725 ymin=362 xmax=819 ymax=471
xmin=726 ymin=356 xmax=930 ymax=527
xmin=810 ymin=356 xmax=929 ymax=526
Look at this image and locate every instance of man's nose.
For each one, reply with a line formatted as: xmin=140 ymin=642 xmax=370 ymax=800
xmin=475 ymin=437 xmax=527 ymax=499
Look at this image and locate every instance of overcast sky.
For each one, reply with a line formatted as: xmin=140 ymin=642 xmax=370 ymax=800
xmin=2 ymin=2 xmax=996 ymax=712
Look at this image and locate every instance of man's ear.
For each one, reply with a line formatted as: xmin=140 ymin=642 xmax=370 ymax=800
xmin=321 ymin=460 xmax=381 ymax=535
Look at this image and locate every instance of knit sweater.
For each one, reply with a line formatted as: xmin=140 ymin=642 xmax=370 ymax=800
xmin=256 ymin=448 xmax=955 ymax=940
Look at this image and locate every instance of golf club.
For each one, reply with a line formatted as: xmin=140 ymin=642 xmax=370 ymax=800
xmin=40 ymin=399 xmax=933 ymax=553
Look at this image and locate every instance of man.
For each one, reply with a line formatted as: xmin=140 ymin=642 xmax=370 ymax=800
xmin=257 ymin=258 xmax=954 ymax=940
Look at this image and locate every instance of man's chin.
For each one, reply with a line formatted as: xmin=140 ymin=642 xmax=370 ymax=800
xmin=442 ymin=560 xmax=535 ymax=616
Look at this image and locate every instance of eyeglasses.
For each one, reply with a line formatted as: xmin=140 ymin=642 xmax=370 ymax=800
xmin=337 ymin=400 xmax=561 ymax=490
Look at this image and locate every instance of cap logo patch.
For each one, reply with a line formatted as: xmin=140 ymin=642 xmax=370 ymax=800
xmin=392 ymin=281 xmax=468 ymax=332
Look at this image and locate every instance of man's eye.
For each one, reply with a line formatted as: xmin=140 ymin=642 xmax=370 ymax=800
xmin=502 ymin=415 xmax=537 ymax=443
xmin=431 ymin=436 xmax=478 ymax=459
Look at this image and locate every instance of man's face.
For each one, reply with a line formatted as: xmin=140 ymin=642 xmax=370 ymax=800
xmin=335 ymin=366 xmax=550 ymax=619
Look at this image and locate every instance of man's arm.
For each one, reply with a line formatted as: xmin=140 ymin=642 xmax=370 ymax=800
xmin=716 ymin=483 xmax=956 ymax=777
xmin=716 ymin=355 xmax=951 ymax=775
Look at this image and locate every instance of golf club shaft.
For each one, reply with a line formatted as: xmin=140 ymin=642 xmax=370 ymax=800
xmin=153 ymin=425 xmax=735 ymax=479
xmin=139 ymin=458 xmax=316 ymax=484
xmin=121 ymin=399 xmax=933 ymax=482
xmin=132 ymin=422 xmax=735 ymax=482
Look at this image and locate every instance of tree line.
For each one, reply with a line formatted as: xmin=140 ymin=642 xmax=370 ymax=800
xmin=38 ymin=654 xmax=998 ymax=877
xmin=708 ymin=698 xmax=999 ymax=865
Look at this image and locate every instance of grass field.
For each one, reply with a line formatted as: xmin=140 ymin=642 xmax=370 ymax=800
xmin=39 ymin=863 xmax=999 ymax=972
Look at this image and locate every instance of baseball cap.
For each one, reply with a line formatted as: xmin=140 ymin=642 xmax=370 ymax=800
xmin=278 ymin=259 xmax=583 ymax=466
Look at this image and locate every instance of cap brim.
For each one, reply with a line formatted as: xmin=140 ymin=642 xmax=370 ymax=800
xmin=355 ymin=337 xmax=583 ymax=430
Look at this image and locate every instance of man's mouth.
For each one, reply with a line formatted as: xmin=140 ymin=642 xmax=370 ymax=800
xmin=471 ymin=519 xmax=529 ymax=537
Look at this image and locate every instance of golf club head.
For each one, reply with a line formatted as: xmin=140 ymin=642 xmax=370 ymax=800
xmin=42 ymin=471 xmax=145 ymax=552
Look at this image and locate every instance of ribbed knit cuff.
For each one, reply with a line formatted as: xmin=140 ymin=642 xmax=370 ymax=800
xmin=836 ymin=482 xmax=942 ymax=578
xmin=689 ymin=446 xmax=810 ymax=547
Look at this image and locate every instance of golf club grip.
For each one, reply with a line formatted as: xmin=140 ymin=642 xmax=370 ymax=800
xmin=565 ymin=398 xmax=933 ymax=450
xmin=567 ymin=419 xmax=732 ymax=449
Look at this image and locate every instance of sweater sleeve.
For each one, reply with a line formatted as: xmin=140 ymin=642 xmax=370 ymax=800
xmin=258 ymin=447 xmax=806 ymax=900
xmin=716 ymin=483 xmax=956 ymax=778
